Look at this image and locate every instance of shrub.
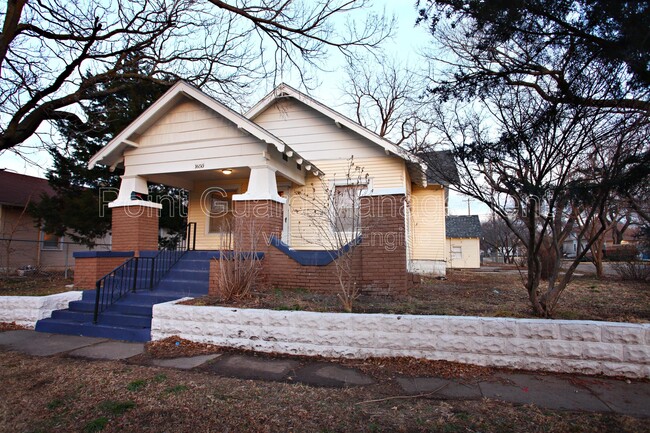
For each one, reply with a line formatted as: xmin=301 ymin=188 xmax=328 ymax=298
xmin=612 ymin=261 xmax=650 ymax=282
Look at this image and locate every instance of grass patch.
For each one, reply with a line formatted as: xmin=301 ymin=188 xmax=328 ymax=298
xmin=46 ymin=398 xmax=64 ymax=410
xmin=153 ymin=373 xmax=167 ymax=383
xmin=98 ymin=400 xmax=135 ymax=416
xmin=164 ymin=385 xmax=189 ymax=394
xmin=126 ymin=379 xmax=146 ymax=392
xmin=83 ymin=417 xmax=108 ymax=433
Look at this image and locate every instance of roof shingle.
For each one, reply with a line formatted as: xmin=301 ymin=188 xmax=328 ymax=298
xmin=0 ymin=170 xmax=54 ymax=207
xmin=446 ymin=215 xmax=482 ymax=238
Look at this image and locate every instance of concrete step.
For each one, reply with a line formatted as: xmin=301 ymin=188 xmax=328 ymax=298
xmin=35 ymin=319 xmax=150 ymax=342
xmin=50 ymin=310 xmax=152 ymax=328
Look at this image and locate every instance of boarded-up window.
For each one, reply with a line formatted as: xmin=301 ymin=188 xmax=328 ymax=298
xmin=332 ymin=185 xmax=364 ymax=233
xmin=451 ymin=245 xmax=462 ymax=260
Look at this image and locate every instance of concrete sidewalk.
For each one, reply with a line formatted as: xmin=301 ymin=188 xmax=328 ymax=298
xmin=1 ymin=330 xmax=648 ymax=418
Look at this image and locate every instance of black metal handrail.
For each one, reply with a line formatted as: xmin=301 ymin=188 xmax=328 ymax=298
xmin=93 ymin=222 xmax=197 ymax=323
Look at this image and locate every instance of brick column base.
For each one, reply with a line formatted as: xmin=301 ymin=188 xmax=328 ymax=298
xmin=360 ymin=194 xmax=407 ymax=294
xmin=111 ymin=205 xmax=159 ymax=254
xmin=232 ymin=200 xmax=283 ymax=253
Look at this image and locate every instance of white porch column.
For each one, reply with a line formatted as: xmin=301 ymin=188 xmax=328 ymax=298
xmin=232 ymin=166 xmax=286 ymax=204
xmin=109 ymin=175 xmax=162 ymax=209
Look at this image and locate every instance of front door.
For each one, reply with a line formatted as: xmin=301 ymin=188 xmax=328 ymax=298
xmin=277 ymin=186 xmax=291 ymax=244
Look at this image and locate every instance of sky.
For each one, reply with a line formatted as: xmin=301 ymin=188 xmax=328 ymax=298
xmin=0 ymin=0 xmax=489 ymax=218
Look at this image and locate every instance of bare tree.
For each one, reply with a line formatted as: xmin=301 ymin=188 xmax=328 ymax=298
xmin=481 ymin=214 xmax=522 ymax=264
xmin=294 ymin=158 xmax=369 ymax=312
xmin=0 ymin=0 xmax=393 ymax=153
xmin=341 ymin=57 xmax=431 ymax=147
xmin=572 ymin=194 xmax=640 ymax=278
xmin=424 ymin=85 xmax=649 ymax=317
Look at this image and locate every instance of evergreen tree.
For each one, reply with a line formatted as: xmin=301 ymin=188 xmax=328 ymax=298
xmin=30 ymin=73 xmax=185 ymax=247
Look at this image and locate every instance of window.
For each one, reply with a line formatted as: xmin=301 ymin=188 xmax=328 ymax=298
xmin=451 ymin=245 xmax=462 ymax=260
xmin=332 ymin=185 xmax=365 ymax=233
xmin=208 ymin=190 xmax=235 ymax=233
xmin=42 ymin=232 xmax=62 ymax=250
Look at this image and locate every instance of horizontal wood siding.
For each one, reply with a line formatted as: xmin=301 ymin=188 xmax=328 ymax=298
xmin=124 ymin=99 xmax=265 ymax=176
xmin=289 ymin=157 xmax=406 ymax=249
xmin=446 ymin=238 xmax=481 ymax=268
xmin=409 ymin=186 xmax=446 ymax=261
xmin=253 ymin=99 xmax=386 ymax=160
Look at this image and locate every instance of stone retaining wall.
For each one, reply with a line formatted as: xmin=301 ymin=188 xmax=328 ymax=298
xmin=152 ymin=300 xmax=650 ymax=379
xmin=0 ymin=291 xmax=83 ymax=327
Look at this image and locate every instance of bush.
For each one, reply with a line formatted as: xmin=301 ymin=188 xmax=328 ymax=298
xmin=612 ymin=261 xmax=650 ymax=282
xmin=213 ymin=253 xmax=261 ymax=302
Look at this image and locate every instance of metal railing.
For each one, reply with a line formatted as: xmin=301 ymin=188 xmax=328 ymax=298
xmin=92 ymin=222 xmax=197 ymax=323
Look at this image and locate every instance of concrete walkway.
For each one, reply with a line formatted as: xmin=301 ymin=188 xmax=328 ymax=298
xmin=1 ymin=330 xmax=648 ymax=418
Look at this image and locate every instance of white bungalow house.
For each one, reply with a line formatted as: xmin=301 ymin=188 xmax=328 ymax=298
xmin=80 ymin=81 xmax=454 ymax=292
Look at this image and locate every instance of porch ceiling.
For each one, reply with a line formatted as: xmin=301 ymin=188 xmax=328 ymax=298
xmin=147 ymin=168 xmax=294 ymax=190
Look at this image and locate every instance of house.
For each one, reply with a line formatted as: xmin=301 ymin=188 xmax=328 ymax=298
xmin=79 ymin=81 xmax=455 ymax=293
xmin=445 ymin=215 xmax=482 ymax=268
xmin=0 ymin=171 xmax=108 ymax=274
xmin=562 ymin=224 xmax=641 ymax=259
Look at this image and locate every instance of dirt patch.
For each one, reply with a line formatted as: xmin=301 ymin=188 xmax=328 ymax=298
xmin=0 ymin=350 xmax=647 ymax=432
xmin=145 ymin=336 xmax=222 ymax=359
xmin=0 ymin=273 xmax=76 ymax=296
xmin=185 ymin=270 xmax=650 ymax=322
xmin=0 ymin=321 xmax=29 ymax=331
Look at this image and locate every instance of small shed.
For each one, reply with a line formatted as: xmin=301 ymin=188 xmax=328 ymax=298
xmin=446 ymin=215 xmax=482 ymax=268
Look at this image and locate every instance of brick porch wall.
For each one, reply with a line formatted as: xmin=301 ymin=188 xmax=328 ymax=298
xmin=212 ymin=195 xmax=408 ymax=296
xmin=111 ymin=205 xmax=159 ymax=254
xmin=74 ymin=256 xmax=131 ymax=289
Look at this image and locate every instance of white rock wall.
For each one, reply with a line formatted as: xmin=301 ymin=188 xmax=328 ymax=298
xmin=0 ymin=291 xmax=83 ymax=327
xmin=151 ymin=300 xmax=650 ymax=379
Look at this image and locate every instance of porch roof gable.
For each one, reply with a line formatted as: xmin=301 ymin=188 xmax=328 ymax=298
xmin=88 ymin=81 xmax=289 ymax=170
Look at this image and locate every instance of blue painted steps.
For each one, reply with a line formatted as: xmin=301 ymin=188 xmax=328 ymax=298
xmin=35 ymin=250 xmax=217 ymax=342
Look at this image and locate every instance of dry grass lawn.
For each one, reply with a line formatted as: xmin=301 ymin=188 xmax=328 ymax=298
xmin=0 ymin=349 xmax=647 ymax=433
xmin=191 ymin=269 xmax=650 ymax=322
xmin=0 ymin=273 xmax=75 ymax=296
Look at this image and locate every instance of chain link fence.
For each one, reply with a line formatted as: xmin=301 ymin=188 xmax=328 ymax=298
xmin=0 ymin=237 xmax=111 ymax=278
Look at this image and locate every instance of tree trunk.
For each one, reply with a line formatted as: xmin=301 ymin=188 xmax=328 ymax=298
xmin=591 ymin=237 xmax=605 ymax=279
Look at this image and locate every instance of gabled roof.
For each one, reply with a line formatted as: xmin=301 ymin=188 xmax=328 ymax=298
xmin=446 ymin=215 xmax=482 ymax=238
xmin=0 ymin=170 xmax=54 ymax=207
xmin=246 ymin=83 xmax=429 ymax=186
xmin=89 ymin=81 xmax=289 ymax=169
xmin=418 ymin=150 xmax=460 ymax=186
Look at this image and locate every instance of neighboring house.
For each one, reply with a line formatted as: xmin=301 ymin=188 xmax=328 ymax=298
xmin=562 ymin=224 xmax=641 ymax=258
xmin=84 ymin=82 xmax=457 ymax=291
xmin=445 ymin=215 xmax=482 ymax=269
xmin=562 ymin=232 xmax=587 ymax=258
xmin=0 ymin=170 xmax=108 ymax=273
